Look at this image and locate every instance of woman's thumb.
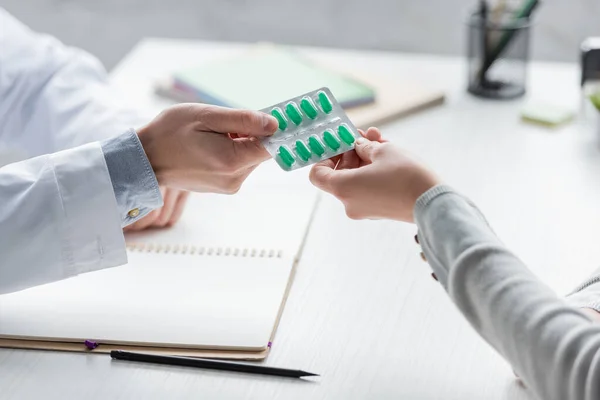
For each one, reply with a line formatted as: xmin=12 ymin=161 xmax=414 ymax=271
xmin=354 ymin=138 xmax=382 ymax=162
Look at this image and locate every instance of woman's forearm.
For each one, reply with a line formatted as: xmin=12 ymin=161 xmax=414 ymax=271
xmin=415 ymin=185 xmax=600 ymax=400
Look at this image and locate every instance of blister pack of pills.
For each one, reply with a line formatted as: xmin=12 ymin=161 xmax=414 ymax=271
xmin=261 ymin=87 xmax=359 ymax=171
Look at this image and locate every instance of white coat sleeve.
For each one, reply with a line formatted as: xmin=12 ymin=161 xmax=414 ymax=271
xmin=0 ymin=143 xmax=126 ymax=294
xmin=0 ymin=8 xmax=152 ymax=157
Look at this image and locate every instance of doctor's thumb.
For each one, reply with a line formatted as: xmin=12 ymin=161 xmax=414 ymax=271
xmin=232 ymin=138 xmax=271 ymax=167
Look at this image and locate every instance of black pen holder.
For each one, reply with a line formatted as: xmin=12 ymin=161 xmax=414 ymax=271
xmin=467 ymin=12 xmax=531 ymax=99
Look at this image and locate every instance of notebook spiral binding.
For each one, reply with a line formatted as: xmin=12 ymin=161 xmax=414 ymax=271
xmin=126 ymin=243 xmax=284 ymax=258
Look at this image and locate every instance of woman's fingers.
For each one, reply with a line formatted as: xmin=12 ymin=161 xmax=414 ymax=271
xmin=365 ymin=127 xmax=386 ymax=142
xmin=337 ymin=150 xmax=360 ymax=170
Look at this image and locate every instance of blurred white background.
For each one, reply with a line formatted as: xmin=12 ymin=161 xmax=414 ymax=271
xmin=2 ymin=0 xmax=599 ymax=69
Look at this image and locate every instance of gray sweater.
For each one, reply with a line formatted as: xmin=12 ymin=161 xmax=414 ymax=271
xmin=415 ymin=185 xmax=600 ymax=400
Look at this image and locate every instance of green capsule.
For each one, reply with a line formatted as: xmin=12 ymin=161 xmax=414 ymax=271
xmin=300 ymin=97 xmax=318 ymax=119
xmin=271 ymin=108 xmax=287 ymax=131
xmin=308 ymin=136 xmax=325 ymax=156
xmin=285 ymin=102 xmax=303 ymax=125
xmin=278 ymin=146 xmax=295 ymax=169
xmin=322 ymin=130 xmax=340 ymax=151
xmin=337 ymin=124 xmax=355 ymax=145
xmin=295 ymin=140 xmax=311 ymax=161
xmin=318 ymin=91 xmax=333 ymax=114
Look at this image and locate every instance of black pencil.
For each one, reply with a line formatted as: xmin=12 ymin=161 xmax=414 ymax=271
xmin=110 ymin=350 xmax=319 ymax=379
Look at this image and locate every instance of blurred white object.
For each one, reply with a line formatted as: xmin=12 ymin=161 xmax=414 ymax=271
xmin=0 ymin=148 xmax=27 ymax=168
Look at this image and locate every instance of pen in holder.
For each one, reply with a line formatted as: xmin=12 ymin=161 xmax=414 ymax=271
xmin=467 ymin=9 xmax=532 ymax=99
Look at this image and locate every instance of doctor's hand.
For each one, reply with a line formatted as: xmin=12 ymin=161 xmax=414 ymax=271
xmin=124 ymin=187 xmax=189 ymax=232
xmin=309 ymin=128 xmax=440 ymax=223
xmin=137 ymin=104 xmax=278 ymax=193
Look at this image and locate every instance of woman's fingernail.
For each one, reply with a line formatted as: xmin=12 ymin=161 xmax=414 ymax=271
xmin=356 ymin=138 xmax=365 ymax=145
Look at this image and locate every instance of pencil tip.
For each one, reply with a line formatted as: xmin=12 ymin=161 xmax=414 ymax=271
xmin=301 ymin=372 xmax=319 ymax=377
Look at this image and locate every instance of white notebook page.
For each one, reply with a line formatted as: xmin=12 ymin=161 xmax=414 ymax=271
xmin=0 ymin=252 xmax=293 ymax=349
xmin=0 ymin=160 xmax=318 ymax=350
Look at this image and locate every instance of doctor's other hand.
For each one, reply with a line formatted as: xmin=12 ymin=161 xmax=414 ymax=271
xmin=124 ymin=187 xmax=189 ymax=232
xmin=137 ymin=104 xmax=278 ymax=193
xmin=309 ymin=128 xmax=440 ymax=223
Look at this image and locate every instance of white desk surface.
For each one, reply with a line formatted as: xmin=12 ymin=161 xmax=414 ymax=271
xmin=3 ymin=39 xmax=600 ymax=400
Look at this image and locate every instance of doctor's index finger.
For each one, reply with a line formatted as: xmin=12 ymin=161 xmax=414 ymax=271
xmin=194 ymin=105 xmax=278 ymax=137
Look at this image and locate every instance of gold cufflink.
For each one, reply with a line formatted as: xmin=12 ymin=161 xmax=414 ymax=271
xmin=128 ymin=208 xmax=140 ymax=218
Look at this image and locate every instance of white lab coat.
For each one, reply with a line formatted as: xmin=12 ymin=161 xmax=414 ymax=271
xmin=0 ymin=9 xmax=151 ymax=294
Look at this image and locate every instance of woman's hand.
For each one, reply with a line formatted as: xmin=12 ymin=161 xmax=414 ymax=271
xmin=309 ymin=128 xmax=440 ymax=223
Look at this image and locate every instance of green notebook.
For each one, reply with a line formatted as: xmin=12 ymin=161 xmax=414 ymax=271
xmin=172 ymin=47 xmax=375 ymax=110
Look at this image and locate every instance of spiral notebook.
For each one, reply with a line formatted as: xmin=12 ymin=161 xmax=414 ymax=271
xmin=0 ymin=163 xmax=318 ymax=360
